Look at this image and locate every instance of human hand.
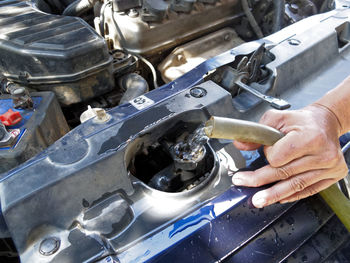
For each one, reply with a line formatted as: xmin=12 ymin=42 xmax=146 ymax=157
xmin=232 ymin=104 xmax=348 ymax=208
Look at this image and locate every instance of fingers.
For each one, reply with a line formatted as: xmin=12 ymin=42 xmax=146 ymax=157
xmin=250 ymin=171 xmax=324 ymax=208
xmin=233 ymin=110 xmax=286 ymax=151
xmin=232 ymin=155 xmax=331 ymax=187
xmin=264 ymin=130 xmax=319 ymax=167
xmin=259 ymin=110 xmax=316 ymax=167
xmin=250 ymin=166 xmax=344 ymax=208
xmin=279 ymin=179 xmax=338 ymax=204
xmin=259 ymin=109 xmax=286 ymax=130
xmin=232 ymin=107 xmax=348 ymax=208
xmin=233 ymin=141 xmax=261 ymax=151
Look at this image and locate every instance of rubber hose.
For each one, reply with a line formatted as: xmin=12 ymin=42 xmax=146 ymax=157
xmin=62 ymin=0 xmax=94 ymax=16
xmin=319 ymin=184 xmax=350 ymax=232
xmin=205 ymin=116 xmax=350 ymax=232
xmin=241 ymin=0 xmax=264 ymax=38
xmin=271 ymin=0 xmax=285 ymax=33
xmin=118 ymin=73 xmax=149 ymax=105
xmin=204 ymin=116 xmax=284 ymax=145
xmin=130 ymin=52 xmax=159 ymax=89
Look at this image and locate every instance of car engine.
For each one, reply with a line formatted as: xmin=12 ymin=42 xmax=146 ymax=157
xmin=1 ymin=0 xmax=350 ymax=262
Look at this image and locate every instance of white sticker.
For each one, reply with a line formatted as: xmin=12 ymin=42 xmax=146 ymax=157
xmin=130 ymin=95 xmax=155 ymax=110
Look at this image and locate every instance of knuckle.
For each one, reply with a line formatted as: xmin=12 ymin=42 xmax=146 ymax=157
xmin=289 ymin=177 xmax=307 ymax=192
xmin=307 ymin=186 xmax=319 ymax=196
xmin=324 ymin=150 xmax=340 ymax=164
xmin=260 ymin=109 xmax=284 ymax=125
xmin=293 ymin=194 xmax=303 ymax=202
xmin=341 ymin=165 xmax=349 ymax=178
xmin=275 ymin=167 xmax=292 ymax=180
xmin=336 ymin=158 xmax=348 ymax=178
xmin=267 ymin=154 xmax=281 ymax=168
xmin=250 ymin=177 xmax=261 ymax=187
xmin=261 ymin=110 xmax=276 ymax=120
xmin=266 ymin=149 xmax=285 ymax=167
xmin=253 ymin=180 xmax=262 ymax=187
xmin=269 ymin=190 xmax=282 ymax=204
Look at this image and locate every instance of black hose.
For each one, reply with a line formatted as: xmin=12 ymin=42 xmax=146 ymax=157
xmin=62 ymin=0 xmax=95 ymax=16
xmin=271 ymin=0 xmax=285 ymax=33
xmin=130 ymin=52 xmax=159 ymax=89
xmin=118 ymin=73 xmax=149 ymax=105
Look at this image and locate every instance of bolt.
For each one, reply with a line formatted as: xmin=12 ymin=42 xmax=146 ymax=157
xmin=190 ymin=87 xmax=207 ymax=98
xmin=224 ymin=34 xmax=230 ymax=41
xmin=177 ymin=54 xmax=184 ymax=61
xmin=288 ymin=38 xmax=301 ymax=46
xmin=39 ymin=237 xmax=60 ymax=256
xmin=128 ymin=9 xmax=139 ymax=18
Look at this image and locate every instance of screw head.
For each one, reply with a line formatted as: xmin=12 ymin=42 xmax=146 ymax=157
xmin=190 ymin=87 xmax=207 ymax=98
xmin=288 ymin=38 xmax=301 ymax=46
xmin=39 ymin=237 xmax=60 ymax=256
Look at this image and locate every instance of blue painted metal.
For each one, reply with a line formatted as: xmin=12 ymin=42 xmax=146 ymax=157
xmin=2 ymin=41 xmax=262 ymax=172
xmin=117 ymin=185 xmax=295 ymax=263
xmin=71 ymin=42 xmax=262 ymax=139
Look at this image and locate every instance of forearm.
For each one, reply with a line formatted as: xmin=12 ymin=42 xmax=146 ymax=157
xmin=316 ymin=76 xmax=350 ymax=136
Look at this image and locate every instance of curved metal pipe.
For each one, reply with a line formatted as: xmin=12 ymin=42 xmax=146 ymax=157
xmin=271 ymin=0 xmax=285 ymax=33
xmin=241 ymin=0 xmax=264 ymax=38
xmin=118 ymin=73 xmax=149 ymax=105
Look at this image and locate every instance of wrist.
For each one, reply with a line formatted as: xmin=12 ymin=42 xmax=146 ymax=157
xmin=307 ymin=103 xmax=343 ymax=137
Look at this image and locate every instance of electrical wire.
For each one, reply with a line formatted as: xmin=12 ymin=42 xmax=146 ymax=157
xmin=130 ymin=52 xmax=159 ymax=89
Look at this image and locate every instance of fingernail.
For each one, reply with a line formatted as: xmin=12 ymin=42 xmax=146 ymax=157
xmin=232 ymin=173 xmax=244 ymax=186
xmin=252 ymin=192 xmax=267 ymax=208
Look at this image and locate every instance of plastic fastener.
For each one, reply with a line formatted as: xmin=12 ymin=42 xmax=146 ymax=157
xmin=0 ymin=109 xmax=22 ymax=126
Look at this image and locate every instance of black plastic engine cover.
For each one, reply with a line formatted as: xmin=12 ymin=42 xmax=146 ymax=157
xmin=0 ymin=0 xmax=114 ymax=106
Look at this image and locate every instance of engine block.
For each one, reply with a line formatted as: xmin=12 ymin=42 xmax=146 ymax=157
xmin=97 ymin=0 xmax=243 ymax=56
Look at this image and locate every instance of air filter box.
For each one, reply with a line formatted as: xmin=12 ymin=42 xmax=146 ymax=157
xmin=0 ymin=0 xmax=114 ymax=106
xmin=0 ymin=92 xmax=69 ymax=173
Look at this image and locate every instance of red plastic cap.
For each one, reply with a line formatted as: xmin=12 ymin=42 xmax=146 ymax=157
xmin=0 ymin=109 xmax=22 ymax=126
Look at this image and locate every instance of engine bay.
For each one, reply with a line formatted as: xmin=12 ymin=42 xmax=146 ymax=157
xmin=0 ymin=0 xmax=336 ymax=172
xmin=1 ymin=0 xmax=350 ymax=262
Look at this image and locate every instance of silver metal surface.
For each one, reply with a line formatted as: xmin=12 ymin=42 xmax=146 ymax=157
xmin=99 ymin=0 xmax=242 ymax=56
xmin=158 ymin=28 xmax=244 ymax=82
xmin=39 ymin=237 xmax=60 ymax=256
xmin=236 ymin=80 xmax=291 ymax=110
